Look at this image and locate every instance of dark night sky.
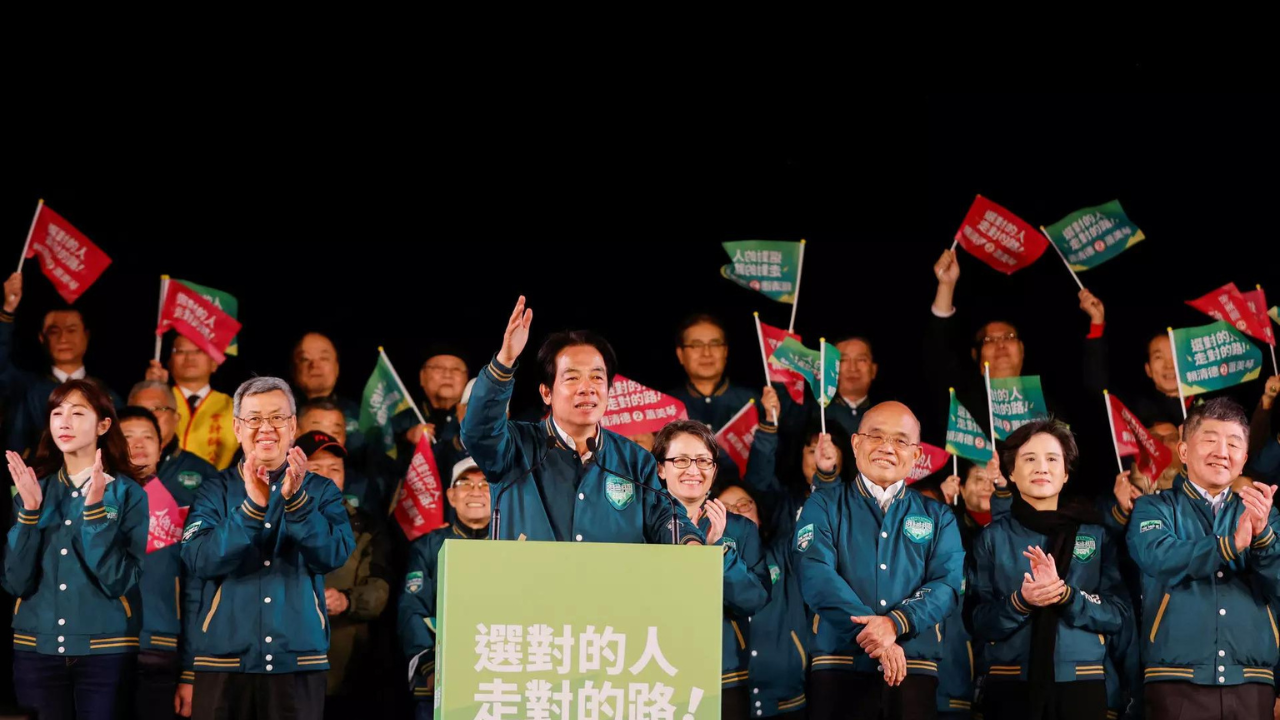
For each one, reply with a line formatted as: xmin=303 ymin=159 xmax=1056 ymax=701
xmin=6 ymin=93 xmax=1276 ymax=495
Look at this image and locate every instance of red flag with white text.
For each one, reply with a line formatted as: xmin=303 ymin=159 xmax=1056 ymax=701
xmin=24 ymin=203 xmax=112 ymax=304
xmin=393 ymin=435 xmax=445 ymax=541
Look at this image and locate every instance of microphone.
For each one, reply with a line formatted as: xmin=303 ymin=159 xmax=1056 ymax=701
xmin=585 ymin=436 xmax=684 ymax=545
xmin=490 ymin=435 xmax=558 ymax=540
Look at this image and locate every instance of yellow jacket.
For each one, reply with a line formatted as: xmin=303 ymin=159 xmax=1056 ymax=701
xmin=173 ymin=386 xmax=237 ymax=470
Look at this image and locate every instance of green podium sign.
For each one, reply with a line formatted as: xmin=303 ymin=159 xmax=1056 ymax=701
xmin=435 ymin=540 xmax=723 ymax=719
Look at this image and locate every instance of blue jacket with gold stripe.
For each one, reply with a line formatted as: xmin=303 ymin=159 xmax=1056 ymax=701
xmin=1126 ymin=476 xmax=1280 ymax=687
xmin=460 ymin=356 xmax=702 ymax=545
xmin=738 ymin=421 xmax=817 ymax=716
xmin=796 ymin=474 xmax=964 ymax=677
xmin=5 ymin=469 xmax=148 ymax=656
xmin=706 ymin=512 xmax=770 ymax=690
xmin=398 ymin=522 xmax=488 ymax=703
xmin=180 ymin=463 xmax=354 ymax=674
xmin=970 ymin=514 xmax=1131 ymax=683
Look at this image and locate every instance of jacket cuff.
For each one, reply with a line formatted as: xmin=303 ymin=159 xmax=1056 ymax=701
xmin=0 ymin=309 xmax=13 ymax=323
xmin=486 ymin=355 xmax=516 ymax=383
xmin=1010 ymin=590 xmax=1032 ymax=615
xmin=1086 ymin=322 xmax=1105 ymax=339
xmin=1253 ymin=526 xmax=1277 ymax=551
xmin=16 ymin=507 xmax=41 ymax=526
xmin=284 ymin=490 xmax=311 ymax=514
xmin=756 ymin=422 xmax=778 ymax=433
xmin=179 ymin=669 xmax=195 ymax=685
xmin=240 ymin=497 xmax=268 ymax=524
xmin=1219 ymin=534 xmax=1241 ymax=564
xmin=889 ymin=609 xmax=911 ymax=636
xmin=812 ymin=469 xmax=839 ymax=484
xmin=82 ymin=501 xmax=109 ymax=524
xmin=931 ymin=304 xmax=957 ymax=319
xmin=1055 ymin=585 xmax=1074 ymax=606
xmin=1110 ymin=502 xmax=1130 ymax=526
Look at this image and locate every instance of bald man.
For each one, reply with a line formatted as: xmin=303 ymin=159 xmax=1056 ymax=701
xmin=797 ymin=402 xmax=965 ymax=720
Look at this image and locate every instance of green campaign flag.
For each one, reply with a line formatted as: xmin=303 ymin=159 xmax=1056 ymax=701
xmin=720 ymin=240 xmax=802 ymax=303
xmin=988 ymin=375 xmax=1048 ymax=441
xmin=1171 ymin=321 xmax=1263 ymax=395
xmin=435 ymin=541 xmax=722 ymax=719
xmin=945 ymin=389 xmax=993 ymax=463
xmin=769 ymin=337 xmax=840 ymax=406
xmin=173 ymin=278 xmax=240 ymax=356
xmin=360 ymin=352 xmax=413 ymax=458
xmin=1042 ymin=200 xmax=1145 ymax=271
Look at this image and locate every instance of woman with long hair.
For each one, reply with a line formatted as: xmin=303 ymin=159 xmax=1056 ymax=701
xmin=4 ymin=379 xmax=148 ymax=720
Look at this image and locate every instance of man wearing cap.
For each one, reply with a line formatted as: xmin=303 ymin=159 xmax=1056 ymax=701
xmin=394 ymin=347 xmax=471 ymax=460
xmin=144 ymin=334 xmax=238 ymax=469
xmin=295 ymin=429 xmax=393 ymax=715
xmin=398 ymin=458 xmax=491 ymax=718
xmin=461 ymin=296 xmax=702 ymax=544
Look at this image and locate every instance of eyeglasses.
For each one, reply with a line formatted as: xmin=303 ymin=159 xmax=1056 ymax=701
xmin=425 ymin=365 xmax=467 ymax=376
xmin=143 ymin=405 xmax=176 ymax=414
xmin=664 ymin=457 xmax=716 ymax=470
xmin=681 ymin=341 xmax=727 ymax=352
xmin=723 ymin=498 xmax=756 ymax=513
xmin=855 ymin=432 xmax=919 ymax=452
xmin=237 ymin=415 xmax=294 ymax=429
xmin=453 ymin=480 xmax=490 ymax=492
xmin=981 ymin=332 xmax=1019 ymax=345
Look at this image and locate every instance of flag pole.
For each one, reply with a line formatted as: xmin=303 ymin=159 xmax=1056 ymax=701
xmin=1263 ymin=285 xmax=1279 ymax=375
xmin=154 ymin=275 xmax=169 ymax=362
xmin=752 ymin=312 xmax=778 ymax=424
xmin=788 ymin=239 xmax=806 ymax=334
xmin=1041 ymin=225 xmax=1084 ymax=291
xmin=380 ymin=346 xmax=429 ymax=426
xmin=1102 ymin=390 xmax=1124 ymax=474
xmin=819 ymin=337 xmax=827 ymax=436
xmin=1167 ymin=328 xmax=1188 ymax=420
xmin=951 ymin=454 xmax=959 ymax=506
xmin=718 ymin=398 xmax=757 ymax=435
xmin=17 ymin=199 xmax=42 ymax=274
xmin=983 ymin=362 xmax=998 ymax=451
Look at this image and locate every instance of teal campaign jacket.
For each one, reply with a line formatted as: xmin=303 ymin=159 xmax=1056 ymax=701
xmin=6 ymin=470 xmax=148 ymax=656
xmin=181 ymin=465 xmax=354 ymax=674
xmin=970 ymin=515 xmax=1131 ymax=683
xmin=796 ymin=476 xmax=964 ymax=676
xmin=1126 ymin=476 xmax=1280 ymax=687
xmin=460 ymin=356 xmax=702 ymax=545
xmin=708 ymin=512 xmax=770 ymax=689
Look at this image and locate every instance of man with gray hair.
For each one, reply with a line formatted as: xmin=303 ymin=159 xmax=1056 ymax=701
xmin=181 ymin=376 xmax=355 ymax=719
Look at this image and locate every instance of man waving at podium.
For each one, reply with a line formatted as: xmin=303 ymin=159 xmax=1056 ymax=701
xmin=461 ymin=295 xmax=703 ymax=545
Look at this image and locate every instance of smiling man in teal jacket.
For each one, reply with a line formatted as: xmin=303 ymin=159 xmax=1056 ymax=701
xmin=460 ymin=296 xmax=702 ymax=546
xmin=1128 ymin=397 xmax=1280 ymax=720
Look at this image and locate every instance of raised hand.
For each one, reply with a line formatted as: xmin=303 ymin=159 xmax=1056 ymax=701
xmin=815 ymin=433 xmax=838 ymax=475
xmin=145 ymin=359 xmax=170 ymax=384
xmin=1238 ymin=483 xmax=1277 ymax=538
xmin=7 ymin=450 xmax=42 ymax=510
xmin=701 ymin=499 xmax=727 ymax=545
xmin=1078 ymin=288 xmax=1105 ymax=324
xmin=760 ymin=386 xmax=780 ymax=425
xmin=84 ymin=449 xmax=107 ymax=506
xmin=496 ymin=295 xmax=533 ymax=367
xmin=282 ymin=445 xmax=308 ymax=500
xmin=940 ymin=474 xmax=961 ymax=505
xmin=3 ymin=272 xmax=22 ymax=314
xmin=242 ymin=450 xmax=270 ymax=507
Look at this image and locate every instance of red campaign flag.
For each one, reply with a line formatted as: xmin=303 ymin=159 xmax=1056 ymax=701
xmin=600 ymin=374 xmax=688 ymax=437
xmin=1187 ymin=283 xmax=1272 ymax=344
xmin=1108 ymin=396 xmax=1140 ymax=457
xmin=758 ymin=320 xmax=807 ymax=404
xmin=1108 ymin=393 xmax=1173 ymax=483
xmin=155 ymin=279 xmax=243 ymax=364
xmin=144 ymin=479 xmax=189 ymax=554
xmin=953 ymin=195 xmax=1050 ymax=275
xmin=23 ymin=203 xmax=112 ymax=304
xmin=1239 ymin=287 xmax=1276 ymax=346
xmin=715 ymin=400 xmax=759 ymax=472
xmin=906 ymin=442 xmax=951 ymax=485
xmin=393 ymin=435 xmax=445 ymax=541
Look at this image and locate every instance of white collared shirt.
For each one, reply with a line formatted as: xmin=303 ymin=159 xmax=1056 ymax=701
xmin=52 ymin=366 xmax=87 ymax=383
xmin=1191 ymin=481 xmax=1231 ymax=516
xmin=68 ymin=465 xmax=114 ymax=489
xmin=841 ymin=394 xmax=867 ymax=415
xmin=182 ymin=384 xmax=212 ymax=406
xmin=862 ymin=475 xmax=905 ymax=513
xmin=551 ymin=419 xmax=595 ymax=465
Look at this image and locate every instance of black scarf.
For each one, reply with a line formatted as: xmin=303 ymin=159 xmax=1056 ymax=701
xmin=1010 ymin=489 xmax=1103 ymax=720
